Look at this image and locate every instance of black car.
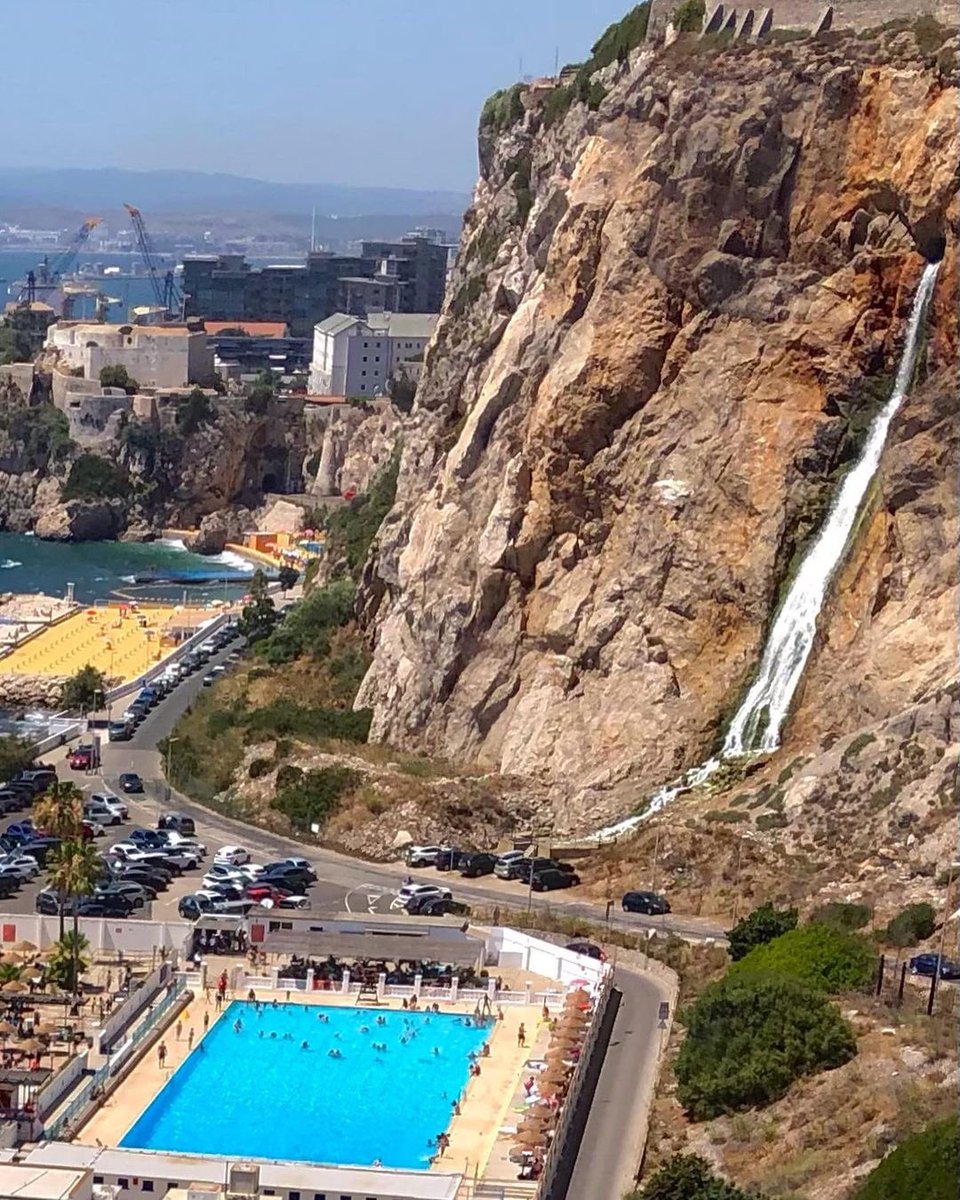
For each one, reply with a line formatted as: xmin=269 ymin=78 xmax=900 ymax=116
xmin=515 ymin=857 xmax=574 ymax=884
xmin=406 ymin=894 xmax=471 ymax=917
xmin=459 ymin=852 xmax=497 ymax=878
xmin=531 ymin=869 xmax=580 ymax=892
xmin=179 ymin=895 xmax=214 ymax=920
xmin=0 ymin=875 xmax=18 ymax=899
xmin=20 ymin=837 xmax=61 ymax=866
xmin=77 ymin=896 xmax=134 ymax=918
xmin=158 ymin=813 xmax=196 ymax=835
xmin=434 ymin=848 xmax=464 ymax=872
xmin=119 ymin=773 xmax=144 ymax=794
xmin=108 ymin=721 xmax=132 ymax=742
xmin=258 ymin=868 xmax=312 ymax=891
xmin=96 ymin=882 xmax=153 ymax=908
xmin=908 ymin=954 xmax=960 ymax=980
xmin=566 ymin=940 xmax=605 ymax=960
xmin=621 ymin=890 xmax=671 ymax=915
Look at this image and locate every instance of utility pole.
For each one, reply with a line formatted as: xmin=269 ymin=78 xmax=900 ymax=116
xmin=928 ymin=866 xmax=957 ymax=1015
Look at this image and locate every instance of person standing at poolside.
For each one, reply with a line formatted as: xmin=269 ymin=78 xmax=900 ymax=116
xmin=203 ymin=1012 xmax=210 ymax=1033
xmin=157 ymin=1041 xmax=167 ymax=1068
xmin=175 ymin=1020 xmax=182 ymax=1041
xmin=187 ymin=1028 xmax=195 ymax=1050
xmin=517 ymin=1023 xmax=526 ymax=1047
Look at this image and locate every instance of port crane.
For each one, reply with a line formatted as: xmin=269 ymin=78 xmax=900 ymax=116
xmin=18 ymin=216 xmax=102 ymax=303
xmin=123 ymin=202 xmax=183 ymax=317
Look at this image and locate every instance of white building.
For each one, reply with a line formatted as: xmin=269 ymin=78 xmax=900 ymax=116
xmin=308 ymin=311 xmax=437 ymax=397
xmin=45 ymin=322 xmax=213 ymax=390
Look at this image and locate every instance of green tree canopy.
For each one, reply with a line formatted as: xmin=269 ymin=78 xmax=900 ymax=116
xmin=237 ymin=570 xmax=279 ymax=644
xmin=277 ymin=564 xmax=299 ymax=592
xmin=853 ymin=1117 xmax=958 ymax=1200
xmin=176 ymin=388 xmax=215 ymax=435
xmin=675 ymin=974 xmax=857 ymax=1120
xmin=324 ymin=452 xmax=400 ymax=573
xmin=0 ymin=736 xmax=37 ymax=782
xmin=99 ymin=364 xmax=139 ymax=393
xmin=728 ymin=923 xmax=875 ymax=993
xmin=883 ymin=903 xmax=936 ymax=947
xmin=727 ymin=902 xmax=799 ymax=961
xmin=4 ymin=403 xmax=73 ymax=470
xmin=60 ymin=665 xmax=107 ymax=712
xmin=61 ymin=453 xmax=131 ymax=502
xmin=630 ymin=1153 xmax=766 ymax=1200
xmin=259 ymin=579 xmax=355 ymax=666
xmin=808 ymin=901 xmax=871 ymax=932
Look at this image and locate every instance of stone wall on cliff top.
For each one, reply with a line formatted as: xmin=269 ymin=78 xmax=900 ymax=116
xmin=355 ymin=24 xmax=958 ymax=828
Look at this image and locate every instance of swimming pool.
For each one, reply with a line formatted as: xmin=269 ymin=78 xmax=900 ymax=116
xmin=120 ymin=1002 xmax=490 ymax=1169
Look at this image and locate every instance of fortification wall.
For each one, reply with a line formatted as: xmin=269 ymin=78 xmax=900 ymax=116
xmin=647 ymin=0 xmax=955 ymax=38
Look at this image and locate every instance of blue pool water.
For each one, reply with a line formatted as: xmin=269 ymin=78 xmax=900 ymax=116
xmin=121 ymin=1002 xmax=489 ymax=1168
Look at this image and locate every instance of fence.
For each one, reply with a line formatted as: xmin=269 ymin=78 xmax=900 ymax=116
xmin=870 ymin=953 xmax=958 ymax=1019
xmin=97 ymin=961 xmax=173 ymax=1054
xmin=43 ymin=978 xmax=187 ymax=1142
xmin=534 ymin=971 xmax=619 ymax=1200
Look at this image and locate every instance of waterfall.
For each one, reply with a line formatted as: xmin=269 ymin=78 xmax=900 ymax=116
xmin=595 ymin=261 xmax=940 ymax=840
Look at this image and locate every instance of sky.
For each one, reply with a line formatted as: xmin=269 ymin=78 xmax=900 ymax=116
xmin=4 ymin=0 xmax=636 ymax=192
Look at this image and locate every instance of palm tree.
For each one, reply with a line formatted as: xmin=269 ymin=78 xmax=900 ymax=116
xmin=50 ymin=841 xmax=100 ymax=996
xmin=45 ymin=932 xmax=90 ymax=995
xmin=35 ymin=784 xmax=84 ymax=939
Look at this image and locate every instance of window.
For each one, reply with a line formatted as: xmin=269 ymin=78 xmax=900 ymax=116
xmin=360 ymin=384 xmax=366 ymax=391
xmin=118 ymin=1181 xmax=129 ymax=1190
xmin=362 ymin=342 xmax=368 ymax=348
xmin=93 ymin=1179 xmax=104 ymax=1187
xmin=361 ymin=370 xmax=366 ymax=376
xmin=289 ymin=1192 xmax=301 ymax=1200
xmin=312 ymin=1195 xmax=327 ymax=1200
xmin=362 ymin=356 xmax=367 ymax=362
xmin=374 ymin=356 xmax=380 ymax=363
xmin=142 ymin=1183 xmax=154 ymax=1193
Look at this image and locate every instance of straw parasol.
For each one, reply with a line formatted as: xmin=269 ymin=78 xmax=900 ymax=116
xmin=525 ymin=1101 xmax=555 ymax=1120
xmin=17 ymin=1038 xmax=42 ymax=1055
xmin=513 ymin=1127 xmax=549 ymax=1149
xmin=565 ymin=987 xmax=590 ymax=1005
xmin=550 ymin=1032 xmax=584 ymax=1049
xmin=545 ymin=1046 xmax=573 ymax=1065
xmin=540 ymin=1063 xmax=572 ymax=1085
xmin=558 ymin=1009 xmax=589 ymax=1029
xmin=1 ymin=981 xmax=27 ymax=995
xmin=518 ymin=1113 xmax=554 ymax=1133
xmin=0 ymin=1021 xmax=16 ymax=1038
xmin=539 ymin=1076 xmax=569 ymax=1098
xmin=10 ymin=941 xmax=37 ymax=956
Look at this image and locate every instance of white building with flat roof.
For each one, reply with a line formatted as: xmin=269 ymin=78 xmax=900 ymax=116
xmin=46 ymin=323 xmax=213 ymax=390
xmin=308 ymin=311 xmax=437 ymax=397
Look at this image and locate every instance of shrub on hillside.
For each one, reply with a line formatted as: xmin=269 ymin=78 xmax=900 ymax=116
xmin=272 ymin=766 xmax=358 ymax=833
xmin=99 ymin=364 xmax=139 ymax=393
xmin=242 ymin=698 xmax=371 ymax=744
xmin=673 ymin=0 xmax=706 ymax=32
xmin=259 ymin=579 xmax=356 ymax=665
xmin=629 ymin=1153 xmax=766 ymax=1199
xmin=883 ymin=902 xmax=936 ymax=947
xmin=729 ymin=924 xmax=874 ymax=993
xmin=6 ymin=403 xmax=74 ymax=469
xmin=61 ymin=454 xmax=130 ymax=501
xmin=853 ymin=1116 xmax=957 ymax=1200
xmin=727 ymin=902 xmax=799 ymax=961
xmin=675 ymin=975 xmax=856 ymax=1119
xmin=809 ymin=901 xmax=871 ymax=932
xmin=324 ymin=454 xmax=400 ymax=573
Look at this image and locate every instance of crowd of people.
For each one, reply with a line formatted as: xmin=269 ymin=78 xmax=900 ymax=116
xmin=277 ymin=954 xmax=490 ymax=989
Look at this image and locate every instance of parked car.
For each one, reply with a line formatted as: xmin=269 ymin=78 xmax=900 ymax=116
xmin=566 ymin=940 xmax=606 ymax=961
xmin=17 ymin=769 xmax=57 ymax=792
xmin=0 ymin=875 xmax=19 ymax=899
xmin=113 ymin=866 xmax=172 ymax=892
xmin=88 ymin=794 xmax=128 ymax=821
xmin=406 ymin=895 xmax=470 ymax=917
xmin=398 ymin=883 xmax=453 ymax=908
xmin=257 ymin=866 xmax=312 ymax=891
xmin=19 ymin=837 xmax=61 ymax=866
xmin=203 ymin=864 xmax=248 ymax=888
xmin=108 ymin=721 xmax=132 ymax=742
xmin=201 ymin=673 xmax=217 ymax=688
xmin=179 ymin=894 xmax=217 ymax=920
xmin=276 ymin=895 xmax=311 ymax=911
xmin=214 ymin=845 xmax=250 ymax=865
xmin=405 ymin=845 xmax=442 ymax=868
xmin=621 ymin=890 xmax=671 ymax=916
xmin=434 ymin=848 xmax=464 ymax=872
xmin=77 ymin=895 xmax=134 ymax=918
xmin=0 ymin=853 xmax=40 ymax=880
xmin=127 ymin=828 xmax=168 ymax=849
xmin=459 ymin=852 xmax=497 ymax=878
xmin=532 ymin=869 xmax=580 ymax=892
xmin=68 ymin=746 xmax=94 ymax=770
xmin=279 ymin=856 xmax=316 ymax=879
xmin=157 ymin=813 xmax=196 ymax=836
xmin=156 ymin=829 xmax=207 ymax=856
xmin=95 ymin=881 xmax=153 ymax=908
xmin=118 ymin=773 xmax=144 ymax=794
xmin=245 ymin=882 xmax=293 ymax=904
xmin=494 ymin=856 xmax=527 ymax=881
xmin=36 ymin=890 xmax=65 ymax=915
xmin=0 ymin=791 xmax=25 ymax=815
xmin=908 ymin=954 xmax=960 ymax=980
xmin=515 ymin=857 xmax=574 ymax=884
xmin=80 ymin=820 xmax=105 ymax=840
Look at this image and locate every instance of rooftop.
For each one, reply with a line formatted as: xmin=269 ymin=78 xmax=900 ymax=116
xmin=204 ymin=321 xmax=288 ymax=338
xmin=0 ymin=1164 xmax=87 ymax=1200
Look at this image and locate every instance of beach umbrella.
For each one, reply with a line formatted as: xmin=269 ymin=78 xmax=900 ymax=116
xmin=550 ymin=1032 xmax=583 ymax=1049
xmin=518 ymin=1113 xmax=554 ymax=1132
xmin=2 ymin=982 xmax=27 ymax=995
xmin=538 ymin=1076 xmax=569 ymax=1098
xmin=11 ymin=942 xmax=36 ymax=955
xmin=513 ymin=1127 xmax=548 ymax=1148
xmin=525 ymin=1102 xmax=555 ymax=1119
xmin=17 ymin=1038 xmax=42 ymax=1054
xmin=0 ymin=1021 xmax=16 ymax=1038
xmin=558 ymin=1009 xmax=589 ymax=1028
xmin=545 ymin=1047 xmax=573 ymax=1064
xmin=564 ymin=987 xmax=590 ymax=1006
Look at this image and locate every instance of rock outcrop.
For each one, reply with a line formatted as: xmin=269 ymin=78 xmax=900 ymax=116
xmin=304 ymin=400 xmax=401 ymax=498
xmin=356 ymin=23 xmax=958 ymax=829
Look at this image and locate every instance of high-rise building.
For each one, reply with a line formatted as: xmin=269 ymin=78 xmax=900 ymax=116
xmin=182 ymin=234 xmax=449 ymax=337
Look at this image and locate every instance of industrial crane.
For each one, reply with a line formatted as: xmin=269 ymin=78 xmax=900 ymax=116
xmin=18 ymin=216 xmax=102 ymax=302
xmin=123 ymin=202 xmax=183 ymax=317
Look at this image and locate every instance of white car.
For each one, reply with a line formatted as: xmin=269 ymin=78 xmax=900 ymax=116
xmin=214 ymin=845 xmax=250 ymax=865
xmin=158 ymin=830 xmax=207 ymax=856
xmin=398 ymin=883 xmax=452 ymax=904
xmin=0 ymin=854 xmax=40 ymax=880
xmin=405 ymin=845 xmax=442 ymax=868
xmin=203 ymin=864 xmax=247 ymax=888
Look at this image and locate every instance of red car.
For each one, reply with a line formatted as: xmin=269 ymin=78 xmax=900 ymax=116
xmin=244 ymin=882 xmax=293 ymax=903
xmin=68 ymin=747 xmax=94 ymax=770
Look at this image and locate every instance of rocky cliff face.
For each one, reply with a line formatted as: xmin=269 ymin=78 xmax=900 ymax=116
xmin=357 ymin=23 xmax=958 ymax=829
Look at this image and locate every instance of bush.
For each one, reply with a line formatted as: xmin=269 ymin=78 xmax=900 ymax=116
xmin=675 ymin=975 xmax=857 ymax=1119
xmin=5 ymin=403 xmax=74 ymax=469
xmin=59 ymin=665 xmax=107 ymax=712
xmin=853 ymin=1116 xmax=957 ymax=1200
xmin=727 ymin=903 xmax=799 ymax=961
xmin=61 ymin=453 xmax=130 ymax=501
xmin=272 ymin=766 xmax=358 ymax=833
xmin=630 ymin=1152 xmax=765 ymax=1199
xmin=480 ymin=84 xmax=524 ymax=133
xmin=275 ymin=764 xmax=304 ymax=790
xmin=809 ymin=901 xmax=871 ymax=932
xmin=324 ymin=454 xmax=399 ymax=573
xmin=247 ymin=757 xmax=274 ymax=780
xmin=259 ymin=580 xmax=356 ymax=665
xmin=883 ymin=902 xmax=936 ymax=947
xmin=588 ymin=4 xmax=650 ymax=70
xmin=175 ymin=388 xmax=215 ymax=435
xmin=243 ymin=699 xmax=372 ymax=744
xmin=0 ymin=736 xmax=38 ymax=781
xmin=99 ymin=364 xmax=139 ymax=393
xmin=728 ymin=924 xmax=874 ymax=993
xmin=673 ymin=0 xmax=706 ymax=32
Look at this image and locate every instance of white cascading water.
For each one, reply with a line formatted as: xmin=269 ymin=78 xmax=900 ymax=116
xmin=595 ymin=260 xmax=941 ymax=840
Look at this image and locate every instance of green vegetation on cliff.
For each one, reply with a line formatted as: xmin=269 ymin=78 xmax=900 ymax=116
xmin=853 ymin=1117 xmax=958 ymax=1200
xmin=0 ymin=401 xmax=74 ymax=470
xmin=61 ymin=453 xmax=131 ymax=501
xmin=728 ymin=923 xmax=874 ymax=993
xmin=324 ymin=453 xmax=400 ymax=574
xmin=630 ymin=1153 xmax=765 ymax=1199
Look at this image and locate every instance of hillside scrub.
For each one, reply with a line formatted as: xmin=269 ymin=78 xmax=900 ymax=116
xmin=324 ymin=453 xmax=399 ymax=574
xmin=853 ymin=1116 xmax=958 ymax=1200
xmin=675 ymin=975 xmax=857 ymax=1119
xmin=727 ymin=903 xmax=799 ymax=961
xmin=883 ymin=902 xmax=936 ymax=947
xmin=808 ymin=901 xmax=871 ymax=931
xmin=728 ymin=924 xmax=874 ymax=993
xmin=61 ymin=453 xmax=131 ymax=501
xmin=630 ymin=1153 xmax=765 ymax=1199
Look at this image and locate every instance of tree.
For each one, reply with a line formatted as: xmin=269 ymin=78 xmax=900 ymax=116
xmin=99 ymin=364 xmax=139 ymax=394
xmin=175 ymin=388 xmax=215 ymax=435
xmin=883 ymin=903 xmax=936 ymax=948
xmin=729 ymin=924 xmax=875 ymax=994
xmin=277 ymin=565 xmax=299 ymax=592
xmin=727 ymin=902 xmax=799 ymax=961
xmin=59 ymin=665 xmax=107 ymax=713
xmin=0 ymin=320 xmax=31 ymax=365
xmin=673 ymin=0 xmax=706 ymax=32
xmin=0 ymin=736 xmax=37 ymax=782
xmin=61 ymin=453 xmax=131 ymax=501
xmin=56 ymin=841 xmax=102 ymax=994
xmin=675 ymin=975 xmax=857 ymax=1119
xmin=808 ymin=901 xmax=871 ymax=932
xmin=324 ymin=451 xmax=400 ymax=573
xmin=35 ymin=783 xmax=84 ymax=939
xmin=44 ymin=930 xmax=91 ymax=995
xmin=5 ymin=404 xmax=74 ymax=470
xmin=853 ymin=1117 xmax=957 ymax=1200
xmin=630 ymin=1153 xmax=766 ymax=1200
xmin=237 ymin=570 xmax=279 ymax=644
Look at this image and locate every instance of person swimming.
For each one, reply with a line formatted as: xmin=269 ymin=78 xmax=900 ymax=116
xmin=301 ymin=1041 xmax=309 ymax=1050
xmin=233 ymin=1019 xmax=242 ymax=1033
xmin=328 ymin=1047 xmax=342 ymax=1059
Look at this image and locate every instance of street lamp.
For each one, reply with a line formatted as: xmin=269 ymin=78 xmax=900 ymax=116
xmin=165 ymin=737 xmax=179 ymax=801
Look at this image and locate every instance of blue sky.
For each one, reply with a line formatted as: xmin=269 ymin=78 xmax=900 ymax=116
xmin=5 ymin=0 xmax=635 ymax=191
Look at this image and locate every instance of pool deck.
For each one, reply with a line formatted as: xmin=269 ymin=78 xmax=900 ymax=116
xmin=76 ymin=986 xmax=546 ymax=1182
